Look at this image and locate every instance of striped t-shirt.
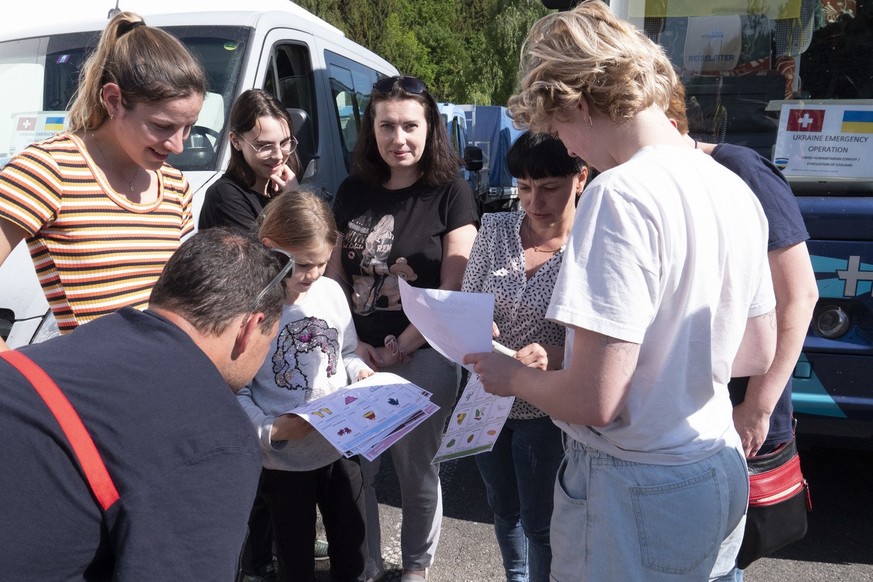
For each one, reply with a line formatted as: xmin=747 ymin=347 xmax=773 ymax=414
xmin=0 ymin=133 xmax=194 ymax=333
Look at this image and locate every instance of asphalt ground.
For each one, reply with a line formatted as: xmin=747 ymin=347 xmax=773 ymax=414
xmin=313 ymin=444 xmax=873 ymax=581
xmin=315 ymin=453 xmax=503 ymax=581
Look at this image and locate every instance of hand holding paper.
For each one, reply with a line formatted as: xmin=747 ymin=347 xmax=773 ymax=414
xmin=396 ymin=279 xmax=520 ymax=462
xmin=463 ymin=350 xmax=525 ymax=399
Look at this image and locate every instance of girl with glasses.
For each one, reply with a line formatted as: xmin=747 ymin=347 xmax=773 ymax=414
xmin=0 ymin=11 xmax=206 ymax=352
xmin=200 ymin=89 xmax=302 ymax=232
xmin=200 ymin=88 xmax=304 ymax=582
xmin=237 ymin=189 xmax=374 ymax=582
xmin=329 ymin=76 xmax=479 ymax=582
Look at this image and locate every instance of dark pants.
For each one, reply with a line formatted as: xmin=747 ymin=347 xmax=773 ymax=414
xmin=261 ymin=457 xmax=367 ymax=582
xmin=241 ymin=471 xmax=275 ymax=575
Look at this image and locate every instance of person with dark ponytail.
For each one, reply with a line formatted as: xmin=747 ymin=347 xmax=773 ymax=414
xmin=199 ymin=88 xmax=305 ymax=582
xmin=0 ymin=11 xmax=206 ymax=351
xmin=200 ymin=88 xmax=302 ymax=232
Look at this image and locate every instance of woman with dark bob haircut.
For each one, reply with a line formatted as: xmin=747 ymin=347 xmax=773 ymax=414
xmin=463 ymin=131 xmax=588 ymax=582
xmin=329 ymin=75 xmax=479 ymax=582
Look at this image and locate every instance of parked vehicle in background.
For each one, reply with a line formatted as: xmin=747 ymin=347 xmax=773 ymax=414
xmin=0 ymin=0 xmax=398 ymax=348
xmin=438 ymin=102 xmax=488 ymax=211
xmin=546 ymin=0 xmax=873 ymax=447
xmin=467 ymin=106 xmax=524 ymax=213
xmin=438 ymin=103 xmax=523 ymax=214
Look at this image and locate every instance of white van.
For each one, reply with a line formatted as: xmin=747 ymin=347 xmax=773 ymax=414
xmin=0 ymin=0 xmax=399 ymax=347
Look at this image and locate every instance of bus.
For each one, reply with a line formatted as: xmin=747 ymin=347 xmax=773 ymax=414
xmin=554 ymin=0 xmax=873 ymax=446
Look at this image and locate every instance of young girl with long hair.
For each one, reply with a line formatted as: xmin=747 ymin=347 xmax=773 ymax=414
xmin=199 ymin=89 xmax=302 ymax=231
xmin=237 ymin=189 xmax=373 ymax=582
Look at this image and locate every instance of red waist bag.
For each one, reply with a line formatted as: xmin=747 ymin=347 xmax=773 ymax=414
xmin=736 ymin=435 xmax=812 ymax=569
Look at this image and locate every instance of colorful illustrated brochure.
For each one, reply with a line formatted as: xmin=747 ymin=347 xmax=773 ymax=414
xmin=287 ymin=372 xmax=438 ymax=459
xmin=432 ymin=373 xmax=514 ymax=463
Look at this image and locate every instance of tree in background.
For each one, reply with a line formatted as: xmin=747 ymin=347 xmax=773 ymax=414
xmin=293 ymin=0 xmax=549 ymax=105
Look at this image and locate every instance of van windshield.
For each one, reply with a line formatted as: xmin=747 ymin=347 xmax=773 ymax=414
xmin=0 ymin=25 xmax=251 ymax=171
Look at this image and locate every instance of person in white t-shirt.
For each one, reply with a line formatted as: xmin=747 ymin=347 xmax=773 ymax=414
xmin=464 ymin=3 xmax=777 ymax=581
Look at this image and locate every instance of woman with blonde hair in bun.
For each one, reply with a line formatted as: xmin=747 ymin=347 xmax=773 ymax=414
xmin=0 ymin=11 xmax=206 ymax=351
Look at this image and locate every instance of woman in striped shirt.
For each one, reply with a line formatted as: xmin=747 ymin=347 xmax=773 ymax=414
xmin=0 ymin=11 xmax=207 ymax=351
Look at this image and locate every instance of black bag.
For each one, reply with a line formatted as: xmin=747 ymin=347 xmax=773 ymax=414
xmin=736 ymin=437 xmax=812 ymax=569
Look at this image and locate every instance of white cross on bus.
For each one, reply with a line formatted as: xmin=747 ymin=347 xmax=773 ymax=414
xmin=838 ymin=255 xmax=873 ymax=296
xmin=798 ymin=113 xmax=815 ymax=129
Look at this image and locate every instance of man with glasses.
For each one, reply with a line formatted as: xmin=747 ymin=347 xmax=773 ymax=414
xmin=0 ymin=228 xmax=287 ymax=580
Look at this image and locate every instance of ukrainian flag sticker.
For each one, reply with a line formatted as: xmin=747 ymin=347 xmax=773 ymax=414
xmin=841 ymin=110 xmax=873 ymax=134
xmin=44 ymin=116 xmax=65 ymax=131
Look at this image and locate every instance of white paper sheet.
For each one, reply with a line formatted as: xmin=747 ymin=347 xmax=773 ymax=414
xmin=397 ymin=278 xmax=493 ymax=370
xmin=395 ymin=279 xmax=518 ymax=462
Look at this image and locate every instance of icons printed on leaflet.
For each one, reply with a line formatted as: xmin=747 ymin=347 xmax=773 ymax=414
xmin=433 ymin=373 xmax=514 ymax=463
xmin=286 ymin=372 xmax=438 ymax=460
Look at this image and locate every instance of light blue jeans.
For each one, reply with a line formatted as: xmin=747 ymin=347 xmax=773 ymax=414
xmin=550 ymin=438 xmax=748 ymax=581
xmin=475 ymin=416 xmax=563 ymax=582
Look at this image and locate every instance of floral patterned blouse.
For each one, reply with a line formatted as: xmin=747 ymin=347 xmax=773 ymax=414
xmin=461 ymin=211 xmax=567 ymax=419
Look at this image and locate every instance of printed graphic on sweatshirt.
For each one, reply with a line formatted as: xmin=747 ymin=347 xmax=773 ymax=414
xmin=272 ymin=316 xmax=339 ymax=393
xmin=343 ymin=210 xmax=418 ymax=316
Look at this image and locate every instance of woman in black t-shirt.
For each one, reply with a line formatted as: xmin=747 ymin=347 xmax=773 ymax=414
xmin=199 ymin=89 xmax=302 ymax=232
xmin=198 ymin=88 xmax=302 ymax=581
xmin=330 ymin=76 xmax=478 ymax=582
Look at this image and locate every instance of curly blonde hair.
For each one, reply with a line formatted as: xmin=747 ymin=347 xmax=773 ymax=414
xmin=508 ymin=0 xmax=678 ymax=131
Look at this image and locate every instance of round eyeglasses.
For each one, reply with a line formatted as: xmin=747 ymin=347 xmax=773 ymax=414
xmin=238 ymin=134 xmax=298 ymax=159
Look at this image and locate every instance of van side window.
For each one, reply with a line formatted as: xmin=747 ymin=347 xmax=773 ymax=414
xmin=326 ymin=51 xmax=380 ymax=171
xmin=264 ymin=43 xmax=316 ymax=170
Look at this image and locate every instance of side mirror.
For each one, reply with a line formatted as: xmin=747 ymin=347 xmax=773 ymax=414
xmin=0 ymin=308 xmax=13 ymax=341
xmin=463 ymin=145 xmax=484 ymax=172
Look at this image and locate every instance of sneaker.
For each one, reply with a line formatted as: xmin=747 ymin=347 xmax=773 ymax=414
xmin=241 ymin=562 xmax=278 ymax=582
xmin=314 ymin=538 xmax=330 ymax=561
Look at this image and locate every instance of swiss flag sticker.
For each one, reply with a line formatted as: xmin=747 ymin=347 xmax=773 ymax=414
xmin=16 ymin=117 xmax=37 ymax=131
xmin=786 ymin=109 xmax=825 ymax=132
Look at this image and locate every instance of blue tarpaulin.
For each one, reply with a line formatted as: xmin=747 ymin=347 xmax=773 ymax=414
xmin=465 ymin=106 xmax=523 ymax=189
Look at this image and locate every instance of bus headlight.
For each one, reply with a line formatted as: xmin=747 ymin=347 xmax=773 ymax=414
xmin=814 ymin=305 xmax=850 ymax=339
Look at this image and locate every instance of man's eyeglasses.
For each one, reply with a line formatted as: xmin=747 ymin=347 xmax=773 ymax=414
xmin=373 ymin=76 xmax=427 ymax=95
xmin=238 ymin=134 xmax=299 ymax=159
xmin=254 ymin=248 xmax=295 ymax=308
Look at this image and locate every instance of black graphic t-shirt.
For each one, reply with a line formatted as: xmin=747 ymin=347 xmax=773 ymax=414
xmin=333 ymin=175 xmax=478 ymax=346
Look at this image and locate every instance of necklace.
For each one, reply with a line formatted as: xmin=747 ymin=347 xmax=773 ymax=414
xmin=90 ymin=132 xmax=140 ymax=193
xmin=525 ymin=216 xmax=564 ymax=254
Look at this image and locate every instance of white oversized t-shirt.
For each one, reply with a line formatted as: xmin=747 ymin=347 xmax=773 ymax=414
xmin=547 ymin=145 xmax=775 ymax=464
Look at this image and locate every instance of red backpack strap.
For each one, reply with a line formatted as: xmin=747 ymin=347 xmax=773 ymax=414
xmin=1 ymin=350 xmax=120 ymax=511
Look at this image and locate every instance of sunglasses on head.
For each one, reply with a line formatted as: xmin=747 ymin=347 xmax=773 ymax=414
xmin=373 ymin=76 xmax=427 ymax=95
xmin=253 ymin=247 xmax=295 ymax=308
